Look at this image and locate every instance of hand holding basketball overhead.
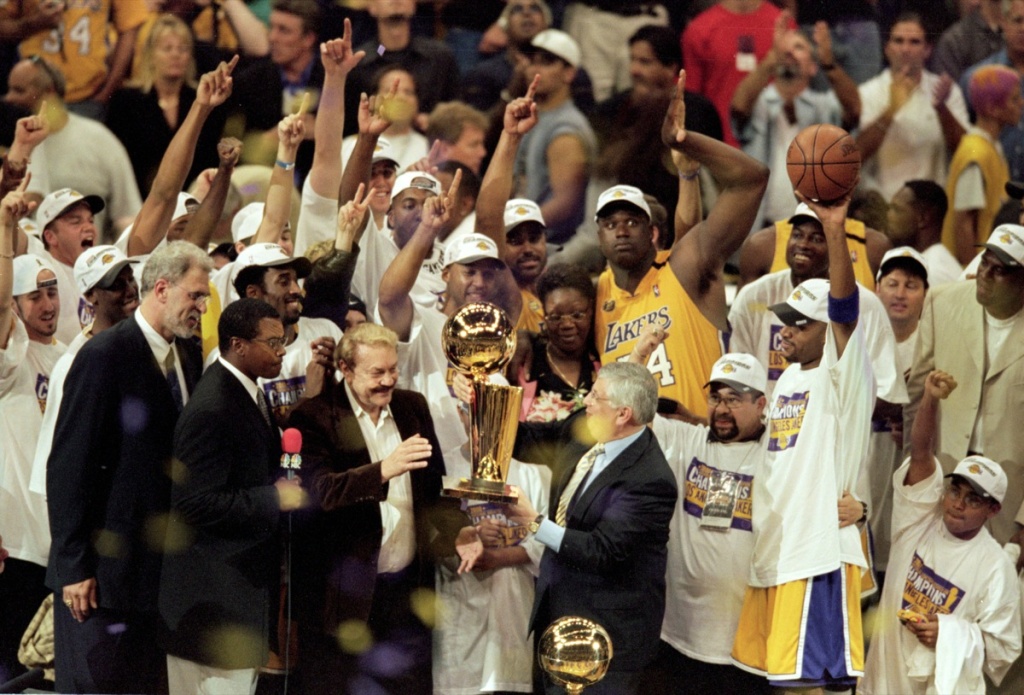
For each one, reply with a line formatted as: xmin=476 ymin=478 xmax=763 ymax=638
xmin=786 ymin=124 xmax=861 ymax=202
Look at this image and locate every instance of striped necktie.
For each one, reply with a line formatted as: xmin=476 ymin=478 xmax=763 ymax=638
xmin=555 ymin=442 xmax=605 ymax=527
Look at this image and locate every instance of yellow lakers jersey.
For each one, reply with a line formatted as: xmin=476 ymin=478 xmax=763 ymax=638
xmin=10 ymin=0 xmax=150 ymax=103
xmin=771 ymin=218 xmax=875 ymax=291
xmin=516 ymin=288 xmax=544 ymax=334
xmin=595 ymin=252 xmax=724 ymax=415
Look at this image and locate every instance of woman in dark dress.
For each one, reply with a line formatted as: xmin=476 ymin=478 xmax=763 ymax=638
xmin=517 ymin=263 xmax=600 ymax=422
xmin=106 ymin=14 xmax=225 ymax=197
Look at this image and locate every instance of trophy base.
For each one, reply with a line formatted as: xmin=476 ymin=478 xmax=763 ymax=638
xmin=442 ymin=477 xmax=519 ymax=504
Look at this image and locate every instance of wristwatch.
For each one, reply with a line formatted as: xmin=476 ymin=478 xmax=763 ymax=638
xmin=528 ymin=514 xmax=545 ymax=534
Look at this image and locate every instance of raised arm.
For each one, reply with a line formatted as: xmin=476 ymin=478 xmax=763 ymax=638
xmin=378 ymin=172 xmax=461 ymax=340
xmin=0 ymin=177 xmax=34 ymax=349
xmin=182 ymin=138 xmax=242 ymax=248
xmin=2 ymin=112 xmax=48 ymax=255
xmin=252 ymin=111 xmax=304 ymax=245
xmin=932 ymin=73 xmax=965 ymax=154
xmin=338 ymin=81 xmax=397 ymax=206
xmin=813 ymin=22 xmax=860 ymax=131
xmin=730 ymin=12 xmax=785 ymax=128
xmin=799 ymin=189 xmax=858 ymax=356
xmin=307 ymin=20 xmax=365 ymax=199
xmin=476 ymin=76 xmax=538 ymax=253
xmin=665 ymin=70 xmax=769 ymax=304
xmin=221 ymin=0 xmax=270 ymax=57
xmin=904 ymin=370 xmax=957 ymax=486
xmin=128 ymin=56 xmax=239 ymax=256
xmin=855 ymin=65 xmax=912 ymax=162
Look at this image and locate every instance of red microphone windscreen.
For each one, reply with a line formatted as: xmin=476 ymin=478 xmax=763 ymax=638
xmin=281 ymin=428 xmax=302 ymax=454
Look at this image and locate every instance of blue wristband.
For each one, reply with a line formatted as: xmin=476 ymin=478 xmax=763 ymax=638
xmin=828 ymin=290 xmax=859 ymax=323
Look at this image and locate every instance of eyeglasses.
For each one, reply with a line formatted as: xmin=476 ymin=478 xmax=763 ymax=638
xmin=944 ymin=485 xmax=991 ymax=510
xmin=545 ymin=310 xmax=590 ymax=325
xmin=707 ymin=394 xmax=747 ymax=410
xmin=252 ymin=337 xmax=288 ymax=351
xmin=173 ymin=284 xmax=210 ymax=307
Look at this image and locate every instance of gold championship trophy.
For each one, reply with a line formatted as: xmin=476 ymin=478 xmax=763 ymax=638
xmin=539 ymin=617 xmax=613 ymax=693
xmin=442 ymin=302 xmax=522 ymax=503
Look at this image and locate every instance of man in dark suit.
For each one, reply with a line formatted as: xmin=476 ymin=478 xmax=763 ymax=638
xmin=288 ymin=322 xmax=468 ymax=695
xmin=45 ymin=241 xmax=213 ymax=694
xmin=159 ymin=298 xmax=307 ymax=693
xmin=500 ymin=361 xmax=678 ymax=694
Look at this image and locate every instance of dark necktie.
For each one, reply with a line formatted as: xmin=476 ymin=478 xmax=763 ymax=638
xmin=257 ymin=388 xmax=273 ymax=429
xmin=164 ymin=347 xmax=184 ymax=413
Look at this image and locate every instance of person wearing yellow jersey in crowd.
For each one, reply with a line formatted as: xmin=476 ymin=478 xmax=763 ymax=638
xmin=0 ymin=0 xmax=149 ymax=120
xmin=738 ymin=202 xmax=891 ymax=291
xmin=594 ymin=70 xmax=768 ymax=417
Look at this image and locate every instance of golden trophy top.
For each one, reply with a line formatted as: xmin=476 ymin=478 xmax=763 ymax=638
xmin=538 ymin=616 xmax=613 ymax=694
xmin=442 ymin=302 xmax=516 ymax=379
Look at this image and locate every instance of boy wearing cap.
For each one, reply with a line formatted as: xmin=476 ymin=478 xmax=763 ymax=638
xmin=503 ymin=198 xmax=548 ymax=333
xmin=905 ymin=224 xmax=1024 ymax=546
xmin=731 ymin=192 xmax=875 ymax=692
xmin=513 ymin=28 xmax=596 ymax=245
xmin=595 ymin=76 xmax=769 ymax=418
xmin=861 ymin=370 xmax=1021 ymax=694
xmin=0 ymin=180 xmax=67 ymax=683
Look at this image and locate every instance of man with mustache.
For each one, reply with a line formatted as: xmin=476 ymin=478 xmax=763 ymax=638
xmin=0 ymin=180 xmax=67 ymax=685
xmin=288 ymin=322 xmax=462 ymax=694
xmin=46 ymin=240 xmax=212 ymax=693
xmin=225 ymin=242 xmax=340 ymax=423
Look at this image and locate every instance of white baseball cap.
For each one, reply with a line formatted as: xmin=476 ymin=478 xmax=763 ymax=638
xmin=876 ymin=246 xmax=929 ymax=283
xmin=531 ymin=29 xmax=581 ymax=67
xmin=595 ymin=185 xmax=651 ymax=220
xmin=372 ymin=137 xmax=399 ymax=165
xmin=173 ymin=192 xmax=200 ymax=222
xmin=504 ymin=198 xmax=546 ymax=232
xmin=19 ymin=218 xmax=39 ymax=237
xmin=947 ymin=455 xmax=1007 ymax=505
xmin=769 ymin=278 xmax=831 ymax=326
xmin=444 ymin=233 xmax=506 ymax=268
xmin=37 ymin=188 xmax=105 ymax=230
xmin=983 ymin=224 xmax=1024 ymax=267
xmin=390 ymin=171 xmax=442 ymax=204
xmin=232 ymin=242 xmax=312 ymax=285
xmin=74 ymin=245 xmax=136 ymax=294
xmin=12 ymin=254 xmax=58 ymax=296
xmin=231 ymin=202 xmax=264 ymax=244
xmin=705 ymin=353 xmax=768 ymax=395
xmin=788 ymin=202 xmax=822 ymax=226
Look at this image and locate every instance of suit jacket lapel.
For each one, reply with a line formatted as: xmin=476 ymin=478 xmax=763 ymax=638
xmin=959 ymin=289 xmax=986 ymax=375
xmin=125 ymin=318 xmax=177 ymax=413
xmin=568 ymin=430 xmax=648 ymax=525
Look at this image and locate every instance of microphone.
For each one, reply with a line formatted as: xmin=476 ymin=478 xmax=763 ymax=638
xmin=281 ymin=428 xmax=302 ymax=480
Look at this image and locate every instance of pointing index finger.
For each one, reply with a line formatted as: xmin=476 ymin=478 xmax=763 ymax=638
xmin=526 ymin=74 xmax=539 ymax=102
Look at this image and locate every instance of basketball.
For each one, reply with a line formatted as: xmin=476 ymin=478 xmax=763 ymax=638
xmin=785 ymin=124 xmax=861 ymax=203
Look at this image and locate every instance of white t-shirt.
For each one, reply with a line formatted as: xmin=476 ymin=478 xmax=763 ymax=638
xmin=350 ymin=214 xmax=446 ymax=312
xmin=968 ymin=309 xmax=1020 ymax=453
xmin=751 ymin=322 xmax=875 ymax=587
xmin=729 ymin=270 xmax=907 ymax=405
xmin=860 ymin=460 xmax=1021 ymax=694
xmin=292 ymin=175 xmax=341 ymax=259
xmin=920 ymin=243 xmax=963 ymax=286
xmin=205 ymin=316 xmax=342 ymax=421
xmin=433 ymin=448 xmax=549 ymax=695
xmin=388 ymin=302 xmax=467 ymax=458
xmin=653 ymin=416 xmax=765 ymax=664
xmin=30 ymin=329 xmax=89 ymax=497
xmin=858 ymin=69 xmax=970 ymax=200
xmin=0 ymin=319 xmax=66 ymax=566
